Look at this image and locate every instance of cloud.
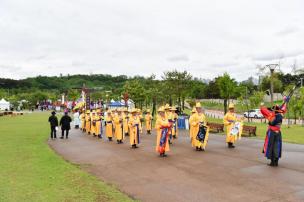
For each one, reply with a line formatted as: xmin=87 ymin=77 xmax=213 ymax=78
xmin=167 ymin=54 xmax=189 ymax=62
xmin=0 ymin=0 xmax=304 ymax=81
xmin=252 ymin=50 xmax=304 ymax=61
xmin=275 ymin=26 xmax=300 ymax=36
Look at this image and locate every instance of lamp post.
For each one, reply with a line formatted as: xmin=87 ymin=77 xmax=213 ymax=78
xmin=265 ymin=64 xmax=279 ymax=105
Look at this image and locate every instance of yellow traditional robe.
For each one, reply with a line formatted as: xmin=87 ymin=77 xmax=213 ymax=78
xmin=145 ymin=114 xmax=153 ymax=131
xmin=189 ymin=113 xmax=196 ymax=138
xmin=191 ymin=113 xmax=210 ymax=149
xmin=85 ymin=114 xmax=91 ymax=133
xmin=223 ymin=112 xmax=243 ymax=143
xmin=123 ymin=113 xmax=129 ymax=135
xmin=80 ymin=113 xmax=85 ymax=130
xmin=105 ymin=116 xmax=113 ymax=138
xmin=128 ymin=115 xmax=142 ymax=145
xmin=95 ymin=115 xmax=103 ymax=135
xmin=171 ymin=112 xmax=178 ymax=137
xmin=90 ymin=115 xmax=98 ymax=135
xmin=155 ymin=117 xmax=170 ymax=152
xmin=114 ymin=114 xmax=124 ymax=141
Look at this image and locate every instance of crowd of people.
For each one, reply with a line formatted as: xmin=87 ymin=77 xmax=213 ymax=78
xmin=48 ymin=97 xmax=289 ymax=165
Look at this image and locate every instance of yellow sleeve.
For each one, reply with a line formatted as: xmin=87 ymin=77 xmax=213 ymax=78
xmin=191 ymin=114 xmax=198 ymax=127
xmin=223 ymin=113 xmax=230 ymax=126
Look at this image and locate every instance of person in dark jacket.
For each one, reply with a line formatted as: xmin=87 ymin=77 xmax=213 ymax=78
xmin=60 ymin=111 xmax=72 ymax=139
xmin=48 ymin=111 xmax=59 ymax=139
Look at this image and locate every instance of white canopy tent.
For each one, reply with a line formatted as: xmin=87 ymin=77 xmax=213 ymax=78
xmin=0 ymin=98 xmax=10 ymax=111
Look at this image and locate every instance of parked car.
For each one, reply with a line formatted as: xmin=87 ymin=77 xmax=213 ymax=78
xmin=244 ymin=109 xmax=264 ymax=119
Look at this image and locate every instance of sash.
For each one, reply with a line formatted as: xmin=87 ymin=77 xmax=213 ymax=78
xmin=196 ymin=125 xmax=207 ymax=142
xmin=159 ymin=128 xmax=169 ymax=153
xmin=268 ymin=125 xmax=280 ymax=132
xmin=135 ymin=124 xmax=140 ymax=144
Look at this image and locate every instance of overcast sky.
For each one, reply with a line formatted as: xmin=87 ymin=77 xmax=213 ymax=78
xmin=0 ymin=0 xmax=304 ymax=81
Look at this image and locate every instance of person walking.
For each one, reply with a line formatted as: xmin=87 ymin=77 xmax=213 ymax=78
xmin=48 ymin=111 xmax=58 ymax=139
xmin=60 ymin=110 xmax=72 ymax=139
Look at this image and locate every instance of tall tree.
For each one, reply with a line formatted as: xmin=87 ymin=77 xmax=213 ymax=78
xmin=217 ymin=73 xmax=237 ymax=114
xmin=162 ymin=70 xmax=192 ymax=109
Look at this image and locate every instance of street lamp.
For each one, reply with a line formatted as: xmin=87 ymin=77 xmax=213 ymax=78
xmin=265 ymin=64 xmax=279 ymax=105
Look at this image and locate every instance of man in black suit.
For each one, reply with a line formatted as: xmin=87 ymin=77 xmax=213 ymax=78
xmin=48 ymin=111 xmax=58 ymax=139
xmin=60 ymin=111 xmax=72 ymax=139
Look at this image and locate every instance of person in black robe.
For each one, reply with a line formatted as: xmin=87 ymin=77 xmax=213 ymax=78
xmin=48 ymin=111 xmax=58 ymax=139
xmin=60 ymin=111 xmax=72 ymax=139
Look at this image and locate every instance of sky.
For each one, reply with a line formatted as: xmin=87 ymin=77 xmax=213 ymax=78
xmin=0 ymin=0 xmax=304 ymax=81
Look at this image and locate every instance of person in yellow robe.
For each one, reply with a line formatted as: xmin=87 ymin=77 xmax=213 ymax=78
xmin=145 ymin=109 xmax=153 ymax=134
xmin=80 ymin=110 xmax=86 ymax=132
xmin=114 ymin=109 xmax=124 ymax=144
xmin=90 ymin=111 xmax=98 ymax=136
xmin=96 ymin=109 xmax=103 ymax=139
xmin=155 ymin=107 xmax=171 ymax=157
xmin=164 ymin=104 xmax=170 ymax=119
xmin=85 ymin=110 xmax=91 ymax=134
xmin=169 ymin=107 xmax=178 ymax=139
xmin=123 ymin=108 xmax=130 ymax=136
xmin=129 ymin=109 xmax=142 ymax=148
xmin=189 ymin=108 xmax=196 ymax=139
xmin=223 ymin=103 xmax=243 ymax=148
xmin=191 ymin=103 xmax=210 ymax=151
xmin=105 ymin=110 xmax=114 ymax=141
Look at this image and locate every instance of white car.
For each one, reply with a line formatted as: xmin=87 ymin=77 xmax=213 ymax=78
xmin=243 ymin=109 xmax=264 ymax=119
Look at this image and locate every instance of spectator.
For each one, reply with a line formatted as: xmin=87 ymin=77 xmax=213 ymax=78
xmin=60 ymin=110 xmax=72 ymax=139
xmin=48 ymin=111 xmax=58 ymax=139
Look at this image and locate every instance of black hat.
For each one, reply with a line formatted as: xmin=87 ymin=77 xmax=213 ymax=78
xmin=51 ymin=111 xmax=56 ymax=115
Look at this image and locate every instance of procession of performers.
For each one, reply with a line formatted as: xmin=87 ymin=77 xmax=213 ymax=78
xmin=65 ymin=97 xmax=290 ymax=166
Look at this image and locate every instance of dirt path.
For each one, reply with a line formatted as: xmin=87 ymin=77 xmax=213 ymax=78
xmin=49 ymin=129 xmax=304 ymax=202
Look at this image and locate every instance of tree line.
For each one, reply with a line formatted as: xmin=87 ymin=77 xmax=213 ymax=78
xmin=0 ymin=70 xmax=303 ymax=121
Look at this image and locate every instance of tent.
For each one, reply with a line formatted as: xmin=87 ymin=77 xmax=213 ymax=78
xmin=0 ymin=98 xmax=10 ymax=111
xmin=108 ymin=101 xmax=125 ymax=108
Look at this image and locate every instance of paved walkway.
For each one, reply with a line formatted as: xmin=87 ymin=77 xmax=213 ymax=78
xmin=49 ymin=129 xmax=304 ymax=202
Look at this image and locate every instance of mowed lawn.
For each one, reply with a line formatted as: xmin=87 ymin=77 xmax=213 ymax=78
xmin=0 ymin=112 xmax=133 ymax=202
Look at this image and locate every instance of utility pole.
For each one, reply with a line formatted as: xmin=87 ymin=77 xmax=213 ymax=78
xmin=265 ymin=64 xmax=279 ymax=105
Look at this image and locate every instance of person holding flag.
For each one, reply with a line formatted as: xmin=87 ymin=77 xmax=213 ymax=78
xmin=260 ymin=96 xmax=290 ymax=167
xmin=223 ymin=103 xmax=243 ymax=148
xmin=129 ymin=109 xmax=142 ymax=148
xmin=191 ymin=103 xmax=210 ymax=151
xmin=145 ymin=109 xmax=153 ymax=134
xmin=155 ymin=106 xmax=172 ymax=157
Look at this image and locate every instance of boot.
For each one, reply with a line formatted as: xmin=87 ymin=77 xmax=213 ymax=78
xmin=108 ymin=137 xmax=112 ymax=141
xmin=173 ymin=135 xmax=177 ymax=139
xmin=196 ymin=146 xmax=199 ymax=151
xmin=268 ymin=159 xmax=275 ymax=166
xmin=274 ymin=158 xmax=279 ymax=167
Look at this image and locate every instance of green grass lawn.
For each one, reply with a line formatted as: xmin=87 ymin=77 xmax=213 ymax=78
xmin=0 ymin=112 xmax=133 ymax=202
